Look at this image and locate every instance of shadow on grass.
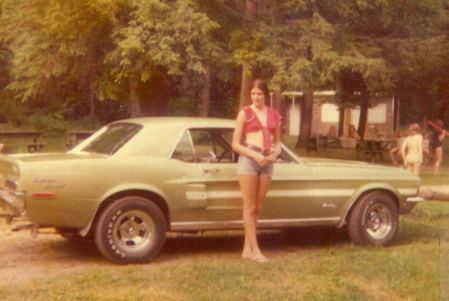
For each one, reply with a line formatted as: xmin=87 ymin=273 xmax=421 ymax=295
xmin=8 ymin=219 xmax=437 ymax=264
xmin=161 ymin=227 xmax=351 ymax=257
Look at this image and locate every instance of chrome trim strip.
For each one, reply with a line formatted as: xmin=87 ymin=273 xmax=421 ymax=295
xmin=170 ymin=217 xmax=340 ymax=231
xmin=206 ymin=189 xmax=354 ymax=199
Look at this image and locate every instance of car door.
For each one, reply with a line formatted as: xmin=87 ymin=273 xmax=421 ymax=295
xmin=169 ymin=127 xmax=241 ymax=227
xmin=189 ymin=128 xmax=242 ymax=223
xmin=258 ymin=147 xmax=320 ymax=227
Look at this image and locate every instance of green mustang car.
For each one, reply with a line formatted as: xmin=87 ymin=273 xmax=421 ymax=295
xmin=0 ymin=118 xmax=421 ymax=263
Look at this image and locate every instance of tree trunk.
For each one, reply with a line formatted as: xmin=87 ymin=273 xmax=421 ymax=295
xmin=200 ymin=65 xmax=210 ymax=117
xmin=87 ymin=49 xmax=102 ymax=119
xmin=239 ymin=65 xmax=252 ymax=110
xmin=393 ymin=95 xmax=400 ymax=133
xmin=296 ymin=90 xmax=314 ymax=148
xmin=129 ymin=78 xmax=142 ymax=117
xmin=338 ymin=108 xmax=345 ymax=137
xmin=271 ymin=89 xmax=283 ymax=135
xmin=358 ymin=98 xmax=369 ymax=139
xmin=87 ymin=77 xmax=97 ymax=119
xmin=238 ymin=0 xmax=257 ymax=110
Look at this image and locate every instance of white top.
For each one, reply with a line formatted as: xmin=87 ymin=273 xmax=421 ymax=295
xmin=401 ymin=134 xmax=423 ymax=164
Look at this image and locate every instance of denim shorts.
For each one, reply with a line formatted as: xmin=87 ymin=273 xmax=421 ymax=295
xmin=237 ymin=155 xmax=274 ymax=176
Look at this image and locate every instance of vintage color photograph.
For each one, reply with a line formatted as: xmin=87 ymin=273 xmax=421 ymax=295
xmin=0 ymin=1 xmax=448 ymax=300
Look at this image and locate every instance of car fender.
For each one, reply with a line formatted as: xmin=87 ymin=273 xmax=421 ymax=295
xmin=336 ymin=182 xmax=400 ymax=228
xmin=78 ymin=183 xmax=170 ymax=237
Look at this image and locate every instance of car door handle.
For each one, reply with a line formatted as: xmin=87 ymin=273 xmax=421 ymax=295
xmin=202 ymin=167 xmax=220 ymax=174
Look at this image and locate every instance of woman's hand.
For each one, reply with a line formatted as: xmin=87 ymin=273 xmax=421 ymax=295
xmin=254 ymin=153 xmax=269 ymax=166
xmin=266 ymin=153 xmax=277 ymax=163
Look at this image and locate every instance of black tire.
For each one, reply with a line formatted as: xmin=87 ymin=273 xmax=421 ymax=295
xmin=94 ymin=196 xmax=166 ymax=264
xmin=348 ymin=191 xmax=398 ymax=246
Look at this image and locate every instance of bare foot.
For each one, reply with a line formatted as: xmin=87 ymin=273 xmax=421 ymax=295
xmin=241 ymin=251 xmax=252 ymax=259
xmin=251 ymin=254 xmax=268 ymax=263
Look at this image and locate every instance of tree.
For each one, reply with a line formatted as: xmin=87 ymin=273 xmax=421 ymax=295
xmin=106 ymin=0 xmax=219 ymax=117
xmin=0 ymin=0 xmax=118 ymax=119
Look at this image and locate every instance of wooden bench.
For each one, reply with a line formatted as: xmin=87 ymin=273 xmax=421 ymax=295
xmin=356 ymin=139 xmax=394 ymax=162
xmin=0 ymin=130 xmax=43 ymax=153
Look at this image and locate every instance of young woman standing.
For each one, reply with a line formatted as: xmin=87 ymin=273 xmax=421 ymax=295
xmin=232 ymin=79 xmax=281 ymax=263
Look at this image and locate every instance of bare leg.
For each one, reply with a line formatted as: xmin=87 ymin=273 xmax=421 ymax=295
xmin=238 ymin=174 xmax=258 ymax=259
xmin=412 ymin=162 xmax=421 ymax=175
xmin=251 ymin=175 xmax=271 ymax=262
xmin=433 ymin=147 xmax=443 ymax=175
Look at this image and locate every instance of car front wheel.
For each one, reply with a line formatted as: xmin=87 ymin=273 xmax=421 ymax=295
xmin=348 ymin=191 xmax=398 ymax=246
xmin=94 ymin=196 xmax=166 ymax=264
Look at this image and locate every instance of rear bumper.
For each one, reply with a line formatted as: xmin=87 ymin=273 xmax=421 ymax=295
xmin=0 ymin=189 xmax=25 ymax=218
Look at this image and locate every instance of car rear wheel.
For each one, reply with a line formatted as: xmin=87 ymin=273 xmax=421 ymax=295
xmin=94 ymin=196 xmax=166 ymax=264
xmin=348 ymin=191 xmax=398 ymax=246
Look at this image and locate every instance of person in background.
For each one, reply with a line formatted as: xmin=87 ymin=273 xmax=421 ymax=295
xmin=431 ymin=119 xmax=446 ymax=175
xmin=232 ymin=79 xmax=282 ymax=263
xmin=389 ymin=129 xmax=403 ymax=166
xmin=401 ymin=123 xmax=423 ymax=175
xmin=348 ymin=124 xmax=360 ymax=140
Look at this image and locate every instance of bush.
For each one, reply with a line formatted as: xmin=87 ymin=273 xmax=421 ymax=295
xmin=26 ymin=113 xmax=68 ymax=133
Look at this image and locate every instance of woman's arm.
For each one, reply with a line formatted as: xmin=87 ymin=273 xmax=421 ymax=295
xmin=438 ymin=130 xmax=446 ymax=142
xmin=272 ymin=123 xmax=282 ymax=158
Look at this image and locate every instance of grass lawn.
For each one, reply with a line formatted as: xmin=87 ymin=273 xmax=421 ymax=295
xmin=0 ymin=173 xmax=447 ymax=301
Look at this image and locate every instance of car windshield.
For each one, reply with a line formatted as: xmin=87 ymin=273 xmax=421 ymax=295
xmin=82 ymin=123 xmax=142 ymax=155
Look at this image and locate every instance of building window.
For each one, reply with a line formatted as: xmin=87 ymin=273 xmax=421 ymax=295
xmin=351 ymin=103 xmax=387 ymax=125
xmin=368 ymin=104 xmax=387 ymax=123
xmin=321 ymin=103 xmax=339 ymax=123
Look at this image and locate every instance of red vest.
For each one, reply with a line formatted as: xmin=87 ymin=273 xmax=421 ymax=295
xmin=242 ymin=106 xmax=281 ymax=149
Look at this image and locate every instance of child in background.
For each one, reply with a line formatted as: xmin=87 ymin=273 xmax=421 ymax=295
xmin=401 ymin=123 xmax=423 ymax=175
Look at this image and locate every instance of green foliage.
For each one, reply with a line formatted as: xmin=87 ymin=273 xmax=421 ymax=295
xmin=107 ymin=0 xmax=219 ymax=81
xmin=0 ymin=0 xmax=447 ymax=124
xmin=26 ymin=113 xmax=68 ymax=133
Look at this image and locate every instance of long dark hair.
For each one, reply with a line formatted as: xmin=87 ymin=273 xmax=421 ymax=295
xmin=251 ymin=79 xmax=270 ymax=97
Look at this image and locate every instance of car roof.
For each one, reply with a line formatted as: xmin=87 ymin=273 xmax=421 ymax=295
xmin=112 ymin=117 xmax=235 ymax=129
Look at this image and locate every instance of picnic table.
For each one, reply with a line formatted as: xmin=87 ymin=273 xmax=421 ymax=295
xmin=0 ymin=130 xmax=44 ymax=153
xmin=67 ymin=130 xmax=95 ymax=149
xmin=356 ymin=139 xmax=394 ymax=162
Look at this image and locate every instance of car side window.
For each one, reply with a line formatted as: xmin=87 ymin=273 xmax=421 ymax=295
xmin=172 ymin=131 xmax=196 ymax=162
xmin=191 ymin=130 xmax=234 ymax=163
xmin=172 ymin=128 xmax=235 ymax=163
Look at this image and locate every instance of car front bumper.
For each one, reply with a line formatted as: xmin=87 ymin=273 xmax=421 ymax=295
xmin=0 ymin=189 xmax=25 ymax=219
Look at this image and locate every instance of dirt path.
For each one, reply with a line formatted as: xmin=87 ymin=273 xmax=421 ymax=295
xmin=0 ymin=223 xmax=346 ymax=285
xmin=0 ymin=224 xmax=107 ymax=284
